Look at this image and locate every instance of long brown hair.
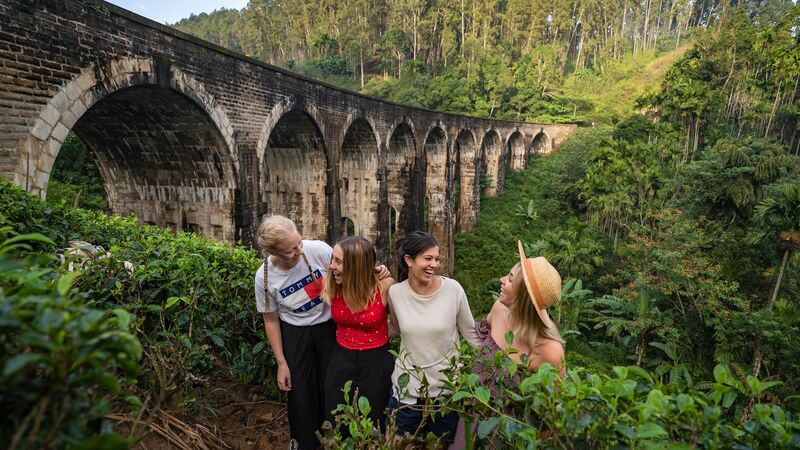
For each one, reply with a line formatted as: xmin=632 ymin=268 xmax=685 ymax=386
xmin=322 ymin=236 xmax=381 ymax=312
xmin=508 ymin=262 xmax=565 ymax=355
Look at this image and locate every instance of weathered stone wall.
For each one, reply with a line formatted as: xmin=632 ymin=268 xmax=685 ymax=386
xmin=0 ymin=0 xmax=577 ymax=274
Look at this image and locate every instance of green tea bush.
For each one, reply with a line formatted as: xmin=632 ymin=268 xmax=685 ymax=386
xmin=0 ymin=179 xmax=274 ymax=408
xmin=0 ymin=229 xmax=140 ymax=449
xmin=322 ymin=346 xmax=800 ymax=449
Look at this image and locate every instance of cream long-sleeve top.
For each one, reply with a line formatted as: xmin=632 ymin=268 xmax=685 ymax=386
xmin=389 ymin=276 xmax=481 ymax=403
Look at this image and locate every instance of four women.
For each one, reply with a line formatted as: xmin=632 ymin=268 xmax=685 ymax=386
xmin=254 ymin=216 xmax=566 ymax=449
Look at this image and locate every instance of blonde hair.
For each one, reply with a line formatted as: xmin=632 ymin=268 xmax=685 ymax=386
xmin=509 ymin=262 xmax=565 ymax=356
xmin=257 ymin=215 xmax=297 ymax=255
xmin=322 ymin=236 xmax=381 ymax=312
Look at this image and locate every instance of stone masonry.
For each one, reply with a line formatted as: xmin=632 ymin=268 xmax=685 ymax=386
xmin=0 ymin=0 xmax=577 ymax=272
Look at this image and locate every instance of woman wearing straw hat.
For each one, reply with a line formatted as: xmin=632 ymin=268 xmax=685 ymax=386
xmin=479 ymin=241 xmax=566 ymax=378
xmin=449 ymin=241 xmax=565 ymax=449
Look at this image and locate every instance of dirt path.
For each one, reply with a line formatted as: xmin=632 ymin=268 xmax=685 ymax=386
xmin=117 ymin=380 xmax=292 ymax=450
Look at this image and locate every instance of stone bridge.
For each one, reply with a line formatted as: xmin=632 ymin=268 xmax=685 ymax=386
xmin=0 ymin=0 xmax=576 ymax=270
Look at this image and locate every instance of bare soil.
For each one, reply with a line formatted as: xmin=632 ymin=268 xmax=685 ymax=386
xmin=114 ymin=378 xmax=292 ymax=450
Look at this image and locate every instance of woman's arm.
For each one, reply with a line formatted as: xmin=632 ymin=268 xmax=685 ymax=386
xmin=262 ymin=312 xmax=292 ymax=391
xmin=385 ymin=285 xmax=400 ymax=336
xmin=455 ymin=284 xmax=481 ymax=347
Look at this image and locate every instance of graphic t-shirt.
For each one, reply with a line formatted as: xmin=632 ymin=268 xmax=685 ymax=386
xmin=254 ymin=240 xmax=332 ymax=326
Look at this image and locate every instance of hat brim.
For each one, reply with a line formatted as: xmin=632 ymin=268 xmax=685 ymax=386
xmin=518 ymin=240 xmax=553 ymax=329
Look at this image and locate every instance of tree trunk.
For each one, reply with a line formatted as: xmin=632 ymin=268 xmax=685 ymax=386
xmin=765 ymin=87 xmax=782 ymax=138
xmin=768 ymin=248 xmax=790 ymax=310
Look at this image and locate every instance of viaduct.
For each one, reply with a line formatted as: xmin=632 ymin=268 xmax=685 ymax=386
xmin=0 ymin=0 xmax=577 ymax=270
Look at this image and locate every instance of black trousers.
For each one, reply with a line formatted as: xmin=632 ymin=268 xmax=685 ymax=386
xmin=324 ymin=342 xmax=394 ymax=431
xmin=280 ymin=319 xmax=336 ymax=450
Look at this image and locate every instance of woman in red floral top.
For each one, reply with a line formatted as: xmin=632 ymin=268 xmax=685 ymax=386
xmin=322 ymin=236 xmax=395 ymax=432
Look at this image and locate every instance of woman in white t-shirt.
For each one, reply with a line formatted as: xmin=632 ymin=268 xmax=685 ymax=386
xmin=254 ymin=215 xmax=334 ymax=450
xmin=387 ymin=231 xmax=481 ymax=448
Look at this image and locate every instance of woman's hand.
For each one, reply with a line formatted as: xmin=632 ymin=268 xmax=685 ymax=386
xmin=375 ymin=264 xmax=391 ymax=280
xmin=277 ymin=360 xmax=292 ymax=391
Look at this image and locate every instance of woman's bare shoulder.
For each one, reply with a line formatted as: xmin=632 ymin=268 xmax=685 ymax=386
xmin=535 ymin=338 xmax=565 ymax=367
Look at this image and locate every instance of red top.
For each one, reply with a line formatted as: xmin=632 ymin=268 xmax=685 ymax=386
xmin=331 ymin=290 xmax=389 ymax=350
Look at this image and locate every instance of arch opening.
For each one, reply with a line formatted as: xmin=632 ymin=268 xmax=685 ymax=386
xmin=52 ymin=85 xmax=237 ymax=241
xmin=340 ymin=118 xmax=379 ymax=241
xmin=480 ymin=131 xmax=502 ymax=197
xmin=47 ymin=132 xmax=108 ymax=211
xmin=263 ymin=110 xmax=328 ymax=240
xmin=530 ymin=131 xmax=551 ymax=161
xmin=385 ymin=123 xmax=416 ymax=239
xmin=500 ymin=131 xmax=525 ymax=194
xmin=341 ymin=217 xmax=356 ymax=237
xmin=455 ymin=130 xmax=478 ymax=233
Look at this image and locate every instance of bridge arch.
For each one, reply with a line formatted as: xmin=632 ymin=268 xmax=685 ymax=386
xmin=498 ymin=130 xmax=526 ymax=194
xmin=454 ymin=129 xmax=479 ymax=232
xmin=530 ymin=130 xmax=551 ymax=157
xmin=481 ymin=129 xmax=503 ymax=197
xmin=339 ymin=115 xmax=380 ymax=241
xmin=423 ymin=124 xmax=449 ymax=270
xmin=259 ymin=102 xmax=330 ymax=240
xmin=506 ymin=129 xmax=526 ymax=171
xmin=14 ymin=56 xmax=239 ymax=241
xmin=383 ymin=117 xmax=417 ymax=249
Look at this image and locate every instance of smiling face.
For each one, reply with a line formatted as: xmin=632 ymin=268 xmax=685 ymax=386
xmin=329 ymin=244 xmax=344 ymax=284
xmin=498 ymin=262 xmax=520 ymax=307
xmin=404 ymin=245 xmax=440 ymax=283
xmin=272 ymin=229 xmax=303 ymax=269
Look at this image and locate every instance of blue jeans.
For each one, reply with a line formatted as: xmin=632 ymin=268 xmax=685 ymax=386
xmin=388 ymin=396 xmax=459 ymax=444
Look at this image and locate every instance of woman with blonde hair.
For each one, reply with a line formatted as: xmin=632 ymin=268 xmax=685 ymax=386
xmin=322 ymin=236 xmax=395 ymax=430
xmin=449 ymin=241 xmax=565 ymax=449
xmin=480 ymin=241 xmax=565 ymax=381
xmin=253 ymin=215 xmax=335 ymax=450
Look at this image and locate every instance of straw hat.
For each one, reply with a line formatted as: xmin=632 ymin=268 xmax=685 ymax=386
xmin=517 ymin=240 xmax=562 ymax=329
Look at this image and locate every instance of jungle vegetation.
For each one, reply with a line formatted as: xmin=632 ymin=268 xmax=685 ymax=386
xmin=11 ymin=0 xmax=800 ymax=446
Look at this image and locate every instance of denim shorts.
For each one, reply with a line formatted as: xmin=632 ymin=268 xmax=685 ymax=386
xmin=388 ymin=396 xmax=459 ymax=444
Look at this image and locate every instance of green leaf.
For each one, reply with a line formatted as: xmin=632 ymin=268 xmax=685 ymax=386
xmin=3 ymin=354 xmax=45 ymax=377
xmin=452 ymin=390 xmax=474 ymax=402
xmin=144 ymin=304 xmax=163 ymax=313
xmin=57 ymin=271 xmax=80 ymax=296
xmin=477 ymin=417 xmax=500 ymax=439
xmin=210 ymin=334 xmax=224 ymax=348
xmin=165 ymin=296 xmax=180 ymax=309
xmin=111 ymin=308 xmax=131 ymax=329
xmin=635 ymin=422 xmax=667 ymax=439
xmin=357 ymin=396 xmax=371 ymax=416
xmin=398 ymin=372 xmax=410 ymax=390
xmin=252 ymin=341 xmax=266 ymax=355
xmin=474 ymin=386 xmax=491 ymax=404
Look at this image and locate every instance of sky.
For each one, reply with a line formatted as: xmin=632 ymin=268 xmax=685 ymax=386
xmin=106 ymin=0 xmax=249 ymax=25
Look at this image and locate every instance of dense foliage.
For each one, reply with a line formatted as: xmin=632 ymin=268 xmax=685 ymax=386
xmin=454 ymin=4 xmax=800 ymax=413
xmin=0 ymin=229 xmax=140 ymax=449
xmin=171 ymin=0 xmax=712 ymax=123
xmin=46 ymin=133 xmax=108 ymax=211
xmin=321 ymin=349 xmax=800 ymax=448
xmin=0 ymin=180 xmax=274 ymax=447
